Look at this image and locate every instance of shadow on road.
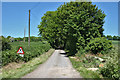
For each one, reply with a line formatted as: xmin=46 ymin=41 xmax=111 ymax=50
xmin=55 ymin=49 xmax=69 ymax=57
xmin=60 ymin=52 xmax=69 ymax=57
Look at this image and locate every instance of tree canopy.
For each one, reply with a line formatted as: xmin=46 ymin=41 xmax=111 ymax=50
xmin=38 ymin=2 xmax=106 ymax=55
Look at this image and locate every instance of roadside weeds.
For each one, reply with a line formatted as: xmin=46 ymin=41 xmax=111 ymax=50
xmin=69 ymin=57 xmax=103 ymax=78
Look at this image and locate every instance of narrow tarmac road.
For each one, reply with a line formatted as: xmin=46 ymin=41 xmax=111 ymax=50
xmin=23 ymin=50 xmax=82 ymax=78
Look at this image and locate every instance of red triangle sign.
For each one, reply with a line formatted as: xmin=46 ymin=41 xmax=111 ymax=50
xmin=17 ymin=47 xmax=24 ymax=54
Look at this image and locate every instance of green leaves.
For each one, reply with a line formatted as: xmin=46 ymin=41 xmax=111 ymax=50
xmin=38 ymin=2 xmax=106 ymax=55
xmin=86 ymin=37 xmax=113 ymax=54
xmin=100 ymin=47 xmax=119 ymax=79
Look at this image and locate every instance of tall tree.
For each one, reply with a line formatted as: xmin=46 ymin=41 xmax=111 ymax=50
xmin=38 ymin=11 xmax=65 ymax=48
xmin=38 ymin=2 xmax=106 ymax=55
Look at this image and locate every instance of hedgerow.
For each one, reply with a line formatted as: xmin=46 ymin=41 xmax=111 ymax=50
xmin=2 ymin=42 xmax=51 ymax=66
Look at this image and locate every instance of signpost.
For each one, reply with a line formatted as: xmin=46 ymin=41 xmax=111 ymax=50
xmin=17 ymin=47 xmax=24 ymax=57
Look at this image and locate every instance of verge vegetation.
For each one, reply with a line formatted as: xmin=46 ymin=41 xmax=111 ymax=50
xmin=1 ymin=49 xmax=55 ymax=78
xmin=70 ymin=41 xmax=119 ymax=79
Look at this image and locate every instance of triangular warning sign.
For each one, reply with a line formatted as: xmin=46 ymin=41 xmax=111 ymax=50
xmin=17 ymin=47 xmax=24 ymax=54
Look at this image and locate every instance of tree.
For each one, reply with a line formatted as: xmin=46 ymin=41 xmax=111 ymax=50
xmin=14 ymin=37 xmax=23 ymax=41
xmin=118 ymin=36 xmax=120 ymax=40
xmin=30 ymin=36 xmax=36 ymax=42
xmin=106 ymin=35 xmax=113 ymax=40
xmin=116 ymin=36 xmax=119 ymax=40
xmin=113 ymin=35 xmax=118 ymax=40
xmin=38 ymin=2 xmax=106 ymax=55
xmin=7 ymin=36 xmax=11 ymax=39
xmin=57 ymin=2 xmax=105 ymax=55
xmin=38 ymin=11 xmax=65 ymax=49
xmin=25 ymin=37 xmax=28 ymax=42
xmin=2 ymin=36 xmax=11 ymax=51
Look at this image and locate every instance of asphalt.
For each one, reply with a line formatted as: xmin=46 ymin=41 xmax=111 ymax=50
xmin=23 ymin=50 xmax=82 ymax=78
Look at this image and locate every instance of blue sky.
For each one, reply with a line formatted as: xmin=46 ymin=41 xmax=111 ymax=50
xmin=2 ymin=2 xmax=118 ymax=38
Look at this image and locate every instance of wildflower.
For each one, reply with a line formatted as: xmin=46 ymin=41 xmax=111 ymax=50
xmin=99 ymin=63 xmax=104 ymax=67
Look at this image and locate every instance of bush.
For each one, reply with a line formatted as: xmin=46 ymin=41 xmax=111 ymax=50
xmin=86 ymin=37 xmax=113 ymax=54
xmin=100 ymin=50 xmax=119 ymax=79
xmin=2 ymin=37 xmax=11 ymax=51
xmin=75 ymin=48 xmax=86 ymax=57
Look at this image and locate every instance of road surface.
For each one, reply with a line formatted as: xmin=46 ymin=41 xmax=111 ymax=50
xmin=23 ymin=50 xmax=82 ymax=78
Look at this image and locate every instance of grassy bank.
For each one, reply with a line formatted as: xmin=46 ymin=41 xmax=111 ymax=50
xmin=70 ymin=40 xmax=119 ymax=79
xmin=69 ymin=56 xmax=102 ymax=78
xmin=2 ymin=49 xmax=55 ymax=78
xmin=70 ymin=57 xmax=101 ymax=78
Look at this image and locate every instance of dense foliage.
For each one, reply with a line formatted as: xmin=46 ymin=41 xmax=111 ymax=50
xmin=38 ymin=2 xmax=106 ymax=55
xmin=100 ymin=47 xmax=119 ymax=79
xmin=2 ymin=36 xmax=11 ymax=51
xmin=2 ymin=42 xmax=51 ymax=66
xmin=74 ymin=41 xmax=119 ymax=79
xmin=86 ymin=37 xmax=113 ymax=54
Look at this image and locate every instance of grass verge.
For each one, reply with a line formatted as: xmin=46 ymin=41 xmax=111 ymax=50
xmin=69 ymin=57 xmax=102 ymax=79
xmin=1 ymin=49 xmax=55 ymax=79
